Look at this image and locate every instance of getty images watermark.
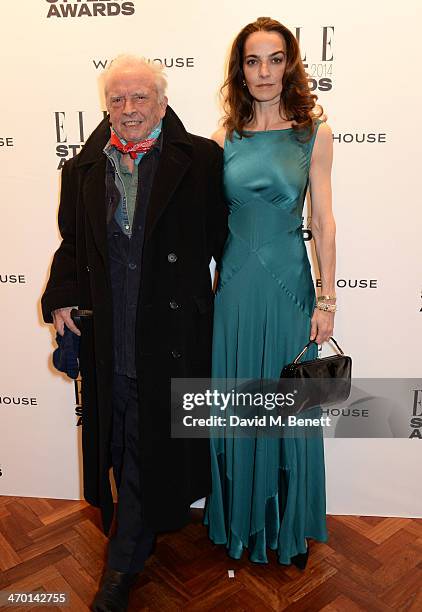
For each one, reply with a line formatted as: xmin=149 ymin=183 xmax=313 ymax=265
xmin=181 ymin=387 xmax=331 ymax=430
xmin=171 ymin=378 xmax=422 ymax=439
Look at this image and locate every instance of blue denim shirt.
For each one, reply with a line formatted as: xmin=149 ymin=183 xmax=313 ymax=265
xmin=103 ymin=146 xmax=134 ymax=237
xmin=103 ymin=121 xmax=162 ymax=238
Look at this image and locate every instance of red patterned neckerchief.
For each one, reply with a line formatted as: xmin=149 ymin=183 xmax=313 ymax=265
xmin=109 ymin=129 xmax=157 ymax=160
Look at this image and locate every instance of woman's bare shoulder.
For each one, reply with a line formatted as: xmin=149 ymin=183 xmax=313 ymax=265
xmin=313 ymin=121 xmax=333 ymax=154
xmin=311 ymin=121 xmax=333 ymax=167
xmin=211 ymin=127 xmax=226 ymax=149
xmin=316 ymin=121 xmax=333 ymax=140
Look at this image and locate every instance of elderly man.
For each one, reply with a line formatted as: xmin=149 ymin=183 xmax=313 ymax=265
xmin=41 ymin=55 xmax=227 ymax=612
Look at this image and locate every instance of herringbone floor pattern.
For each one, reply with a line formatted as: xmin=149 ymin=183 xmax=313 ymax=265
xmin=0 ymin=497 xmax=421 ymax=611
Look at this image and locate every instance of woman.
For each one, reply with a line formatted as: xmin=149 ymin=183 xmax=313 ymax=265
xmin=204 ymin=17 xmax=336 ymax=568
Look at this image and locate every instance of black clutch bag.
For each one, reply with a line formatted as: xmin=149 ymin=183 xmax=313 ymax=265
xmin=279 ymin=337 xmax=352 ymax=414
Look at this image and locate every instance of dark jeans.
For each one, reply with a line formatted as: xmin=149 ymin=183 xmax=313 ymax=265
xmin=108 ymin=374 xmax=156 ymax=573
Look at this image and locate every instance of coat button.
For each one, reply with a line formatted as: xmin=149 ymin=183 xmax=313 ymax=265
xmin=167 ymin=252 xmax=177 ymax=263
xmin=128 ymin=262 xmax=137 ymax=270
xmin=86 ymin=265 xmax=90 ymax=272
xmin=171 ymin=349 xmax=182 ymax=359
xmin=169 ymin=300 xmax=179 ymax=310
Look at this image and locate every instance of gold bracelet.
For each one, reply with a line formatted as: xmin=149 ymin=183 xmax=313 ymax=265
xmin=317 ymin=294 xmax=337 ymax=302
xmin=316 ymin=302 xmax=337 ymax=312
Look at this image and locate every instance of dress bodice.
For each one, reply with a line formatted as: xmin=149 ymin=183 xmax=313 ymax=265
xmin=218 ymin=122 xmax=321 ymax=301
xmin=223 ymin=123 xmax=320 ymax=233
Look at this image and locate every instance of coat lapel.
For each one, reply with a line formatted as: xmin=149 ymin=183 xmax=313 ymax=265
xmin=145 ymin=141 xmax=192 ymax=242
xmin=75 ymin=116 xmax=110 ymax=264
xmin=83 ymin=157 xmax=108 ymax=263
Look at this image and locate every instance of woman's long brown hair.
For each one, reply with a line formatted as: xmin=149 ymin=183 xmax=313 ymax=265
xmin=223 ymin=17 xmax=323 ymax=139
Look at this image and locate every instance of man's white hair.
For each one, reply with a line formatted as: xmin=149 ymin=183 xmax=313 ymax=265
xmin=103 ymin=54 xmax=167 ymax=101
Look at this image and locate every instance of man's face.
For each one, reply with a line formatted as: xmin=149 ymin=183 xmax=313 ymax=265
xmin=106 ymin=67 xmax=168 ymax=142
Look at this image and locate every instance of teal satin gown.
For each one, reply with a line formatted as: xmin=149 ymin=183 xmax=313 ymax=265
xmin=204 ymin=121 xmax=328 ymax=564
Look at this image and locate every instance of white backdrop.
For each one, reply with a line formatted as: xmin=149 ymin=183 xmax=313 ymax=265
xmin=1 ymin=0 xmax=421 ymax=517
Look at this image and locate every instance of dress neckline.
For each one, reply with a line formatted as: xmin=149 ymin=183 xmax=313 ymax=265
xmin=243 ymin=127 xmax=294 ymax=133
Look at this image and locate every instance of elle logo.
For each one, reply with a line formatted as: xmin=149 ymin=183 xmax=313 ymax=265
xmin=74 ymin=380 xmax=82 ymax=427
xmin=295 ymin=26 xmax=334 ymax=92
xmin=55 ymin=111 xmax=107 ymax=169
xmin=409 ymin=390 xmax=422 ymax=439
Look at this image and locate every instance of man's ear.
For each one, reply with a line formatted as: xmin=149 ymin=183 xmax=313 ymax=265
xmin=161 ymin=96 xmax=168 ymax=116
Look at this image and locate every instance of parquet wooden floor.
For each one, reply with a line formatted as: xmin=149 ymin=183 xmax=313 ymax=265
xmin=0 ymin=497 xmax=421 ymax=611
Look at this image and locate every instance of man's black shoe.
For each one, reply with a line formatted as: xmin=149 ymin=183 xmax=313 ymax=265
xmin=91 ymin=568 xmax=139 ymax=612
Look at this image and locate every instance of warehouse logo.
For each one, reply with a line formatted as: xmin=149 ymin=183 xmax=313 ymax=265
xmin=316 ymin=279 xmax=378 ymax=289
xmin=332 ymin=133 xmax=387 ymax=144
xmin=92 ymin=57 xmax=195 ymax=70
xmin=0 ymin=396 xmax=38 ymax=406
xmin=295 ymin=25 xmax=334 ymax=93
xmin=55 ymin=110 xmax=107 ymax=169
xmin=46 ymin=0 xmax=135 ymax=18
xmin=409 ymin=389 xmax=422 ymax=439
xmin=0 ymin=274 xmax=26 ymax=284
xmin=0 ymin=137 xmax=14 ymax=147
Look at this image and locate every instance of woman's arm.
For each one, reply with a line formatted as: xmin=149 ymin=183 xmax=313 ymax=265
xmin=308 ymin=122 xmax=336 ymax=344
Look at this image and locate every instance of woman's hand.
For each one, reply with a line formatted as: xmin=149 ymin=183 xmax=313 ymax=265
xmin=310 ymin=309 xmax=334 ymax=344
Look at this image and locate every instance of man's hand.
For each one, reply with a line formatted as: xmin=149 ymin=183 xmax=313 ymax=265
xmin=52 ymin=307 xmax=81 ymax=337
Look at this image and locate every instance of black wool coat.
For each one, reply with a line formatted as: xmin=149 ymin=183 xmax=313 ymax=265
xmin=41 ymin=107 xmax=228 ymax=534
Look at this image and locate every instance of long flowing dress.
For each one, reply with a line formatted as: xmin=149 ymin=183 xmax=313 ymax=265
xmin=204 ymin=122 xmax=328 ymax=564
